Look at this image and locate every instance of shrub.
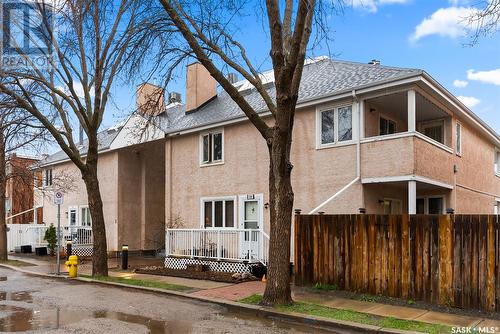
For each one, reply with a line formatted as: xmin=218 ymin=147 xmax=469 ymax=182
xmin=44 ymin=224 xmax=57 ymax=256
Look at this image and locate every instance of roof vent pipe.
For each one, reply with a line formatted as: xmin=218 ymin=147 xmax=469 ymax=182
xmin=169 ymin=92 xmax=182 ymax=103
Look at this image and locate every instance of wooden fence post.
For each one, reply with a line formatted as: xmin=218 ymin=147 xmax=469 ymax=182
xmin=439 ymin=214 xmax=454 ymax=306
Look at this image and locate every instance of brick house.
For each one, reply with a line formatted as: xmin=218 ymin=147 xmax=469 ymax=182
xmin=36 ymin=58 xmax=500 ymax=263
xmin=5 ymin=154 xmax=42 ymax=225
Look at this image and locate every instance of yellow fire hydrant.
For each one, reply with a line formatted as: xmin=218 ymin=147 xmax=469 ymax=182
xmin=65 ymin=255 xmax=78 ymax=278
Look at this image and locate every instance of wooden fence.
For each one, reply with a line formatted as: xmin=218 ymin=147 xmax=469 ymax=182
xmin=294 ymin=214 xmax=500 ymax=311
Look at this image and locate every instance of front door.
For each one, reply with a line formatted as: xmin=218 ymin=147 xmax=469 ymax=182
xmin=239 ymin=194 xmax=263 ymax=260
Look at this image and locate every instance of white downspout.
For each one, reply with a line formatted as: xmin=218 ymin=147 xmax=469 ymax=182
xmin=308 ymin=90 xmax=362 ymax=214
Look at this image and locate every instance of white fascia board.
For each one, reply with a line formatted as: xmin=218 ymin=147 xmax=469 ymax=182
xmin=420 ymin=74 xmax=500 ymax=147
xmin=362 ymin=175 xmax=453 ymax=190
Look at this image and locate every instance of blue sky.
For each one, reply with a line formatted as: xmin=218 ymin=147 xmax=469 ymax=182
xmin=103 ymin=0 xmax=500 ymax=136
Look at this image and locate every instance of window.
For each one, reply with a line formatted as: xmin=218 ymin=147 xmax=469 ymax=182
xmin=419 ymin=120 xmax=444 ymax=144
xmin=202 ymin=198 xmax=235 ymax=228
xmin=200 ymin=130 xmax=223 ymax=165
xmin=5 ymin=198 xmax=11 ymax=213
xmin=382 ymin=198 xmax=402 ymax=214
xmin=416 ymin=196 xmax=445 ymax=214
xmin=380 ymin=116 xmax=397 ymax=136
xmin=456 ymin=123 xmax=462 ymax=155
xmin=80 ymin=207 xmax=92 ymax=226
xmin=495 ymin=150 xmax=500 ymax=176
xmin=69 ymin=207 xmax=78 ymax=226
xmin=44 ymin=168 xmax=53 ymax=187
xmin=319 ymin=105 xmax=353 ymax=146
xmin=494 ymin=200 xmax=499 ymax=215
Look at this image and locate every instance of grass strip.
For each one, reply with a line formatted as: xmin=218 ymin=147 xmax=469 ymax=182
xmin=0 ymin=259 xmax=36 ymax=267
xmin=239 ymin=295 xmax=451 ymax=334
xmin=81 ymin=274 xmax=192 ymax=291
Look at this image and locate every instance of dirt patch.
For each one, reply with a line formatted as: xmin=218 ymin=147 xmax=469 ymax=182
xmin=135 ymin=267 xmax=258 ymax=283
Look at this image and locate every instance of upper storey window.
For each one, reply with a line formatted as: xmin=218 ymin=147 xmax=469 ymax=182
xmin=318 ymin=105 xmax=353 ymax=147
xmin=44 ymin=168 xmax=53 ymax=187
xmin=200 ymin=130 xmax=223 ymax=165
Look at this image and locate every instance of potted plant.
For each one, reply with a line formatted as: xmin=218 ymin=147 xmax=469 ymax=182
xmin=44 ymin=224 xmax=57 ymax=256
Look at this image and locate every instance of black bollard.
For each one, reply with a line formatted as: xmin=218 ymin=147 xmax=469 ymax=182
xmin=121 ymin=245 xmax=129 ymax=270
xmin=66 ymin=241 xmax=72 ymax=258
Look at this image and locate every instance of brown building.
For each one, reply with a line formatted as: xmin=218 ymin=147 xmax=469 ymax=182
xmin=5 ymin=154 xmax=42 ymax=225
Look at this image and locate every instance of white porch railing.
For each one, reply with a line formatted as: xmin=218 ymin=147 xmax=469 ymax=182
xmin=166 ymin=229 xmax=269 ymax=264
xmin=6 ymin=224 xmax=93 ymax=251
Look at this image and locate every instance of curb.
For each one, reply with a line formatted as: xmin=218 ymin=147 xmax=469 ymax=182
xmin=0 ymin=264 xmax=424 ymax=334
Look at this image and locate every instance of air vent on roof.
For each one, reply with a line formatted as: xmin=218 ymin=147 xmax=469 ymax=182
xmin=169 ymin=92 xmax=181 ymax=103
xmin=368 ymin=59 xmax=381 ymax=65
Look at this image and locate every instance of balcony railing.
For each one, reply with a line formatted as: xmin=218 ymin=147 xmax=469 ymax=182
xmin=166 ymin=228 xmax=269 ymax=264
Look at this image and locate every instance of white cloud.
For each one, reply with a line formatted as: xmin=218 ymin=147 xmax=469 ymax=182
xmin=410 ymin=6 xmax=477 ymax=42
xmin=457 ymin=95 xmax=481 ymax=108
xmin=453 ymin=79 xmax=468 ymax=88
xmin=350 ymin=0 xmax=409 ymax=13
xmin=467 ymin=68 xmax=500 ymax=86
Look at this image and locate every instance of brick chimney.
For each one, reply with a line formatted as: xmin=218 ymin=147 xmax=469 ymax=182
xmin=186 ymin=63 xmax=217 ymax=113
xmin=136 ymin=83 xmax=165 ymax=116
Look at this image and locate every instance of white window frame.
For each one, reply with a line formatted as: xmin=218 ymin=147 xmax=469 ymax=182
xmin=418 ymin=119 xmax=446 ymax=145
xmin=494 ymin=198 xmax=500 ymax=215
xmin=79 ymin=205 xmax=92 ymax=227
xmin=379 ymin=114 xmax=398 ymax=136
xmin=199 ymin=196 xmax=237 ymax=229
xmin=316 ymin=103 xmax=355 ymax=149
xmin=199 ymin=129 xmax=224 ymax=167
xmin=456 ymin=122 xmax=462 ymax=156
xmin=495 ymin=149 xmax=500 ymax=177
xmin=44 ymin=168 xmax=53 ymax=188
xmin=416 ymin=196 xmax=446 ymax=214
xmin=68 ymin=206 xmax=79 ymax=226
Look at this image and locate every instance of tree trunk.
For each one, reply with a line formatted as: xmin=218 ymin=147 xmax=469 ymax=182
xmin=0 ymin=134 xmax=7 ymax=261
xmin=81 ymin=149 xmax=108 ymax=276
xmin=261 ymin=124 xmax=294 ymax=306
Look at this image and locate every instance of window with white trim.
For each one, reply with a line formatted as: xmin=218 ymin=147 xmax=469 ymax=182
xmin=494 ymin=200 xmax=499 ymax=215
xmin=319 ymin=105 xmax=353 ymax=146
xmin=44 ymin=168 xmax=53 ymax=187
xmin=419 ymin=120 xmax=444 ymax=144
xmin=379 ymin=116 xmax=396 ymax=136
xmin=202 ymin=198 xmax=235 ymax=228
xmin=495 ymin=149 xmax=500 ymax=176
xmin=456 ymin=122 xmax=462 ymax=155
xmin=200 ymin=130 xmax=223 ymax=165
xmin=80 ymin=206 xmax=92 ymax=226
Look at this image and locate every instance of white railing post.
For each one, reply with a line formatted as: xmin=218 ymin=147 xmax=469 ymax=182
xmin=217 ymin=230 xmax=221 ymax=260
xmin=165 ymin=229 xmax=170 ymax=256
xmin=190 ymin=230 xmax=194 ymax=258
xmin=259 ymin=231 xmax=264 ymax=263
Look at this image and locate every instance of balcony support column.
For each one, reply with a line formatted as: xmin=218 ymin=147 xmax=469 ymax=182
xmin=408 ymin=90 xmax=416 ymax=132
xmin=408 ymin=180 xmax=417 ymax=214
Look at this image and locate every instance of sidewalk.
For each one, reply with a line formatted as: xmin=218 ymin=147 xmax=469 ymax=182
xmin=6 ymin=255 xmax=500 ymax=332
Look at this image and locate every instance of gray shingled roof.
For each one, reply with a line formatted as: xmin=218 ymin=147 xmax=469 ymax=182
xmin=156 ymin=58 xmax=422 ymax=134
xmin=40 ymin=58 xmax=422 ymax=166
xmin=40 ymin=126 xmax=122 ymax=166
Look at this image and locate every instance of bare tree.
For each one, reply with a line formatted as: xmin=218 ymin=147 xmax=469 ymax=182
xmin=467 ymin=0 xmax=500 ymax=45
xmin=0 ymin=104 xmax=48 ymax=260
xmin=155 ymin=0 xmax=336 ymax=305
xmin=0 ymin=0 xmax=152 ymax=275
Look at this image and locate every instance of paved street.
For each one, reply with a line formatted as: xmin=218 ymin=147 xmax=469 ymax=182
xmin=0 ymin=267 xmax=340 ymax=333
